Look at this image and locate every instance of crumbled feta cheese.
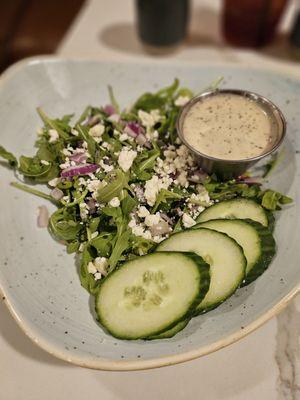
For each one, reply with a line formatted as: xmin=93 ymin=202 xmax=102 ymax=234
xmin=71 ymin=128 xmax=79 ymax=136
xmin=101 ymin=142 xmax=110 ymax=149
xmin=109 ymin=197 xmax=120 ymax=207
xmin=87 ymin=262 xmax=97 ymax=274
xmin=48 ymin=177 xmax=61 ymax=187
xmin=174 ymin=96 xmax=190 ymax=107
xmin=144 ymin=175 xmax=171 ymax=206
xmin=40 ymin=160 xmax=50 ymax=166
xmin=89 ymin=123 xmax=105 ymax=142
xmin=142 ymin=230 xmax=152 ymax=240
xmin=176 ymin=171 xmax=188 ymax=188
xmin=94 ymin=257 xmax=108 ymax=274
xmin=99 ymin=159 xmax=114 ymax=172
xmin=87 ymin=179 xmax=102 ymax=193
xmin=49 ymin=129 xmax=59 ymax=143
xmin=79 ymin=202 xmax=89 ymax=220
xmin=131 ymin=225 xmax=145 ymax=237
xmin=137 ymin=206 xmax=150 ymax=219
xmin=78 ymin=243 xmax=85 ymax=252
xmin=91 ymin=231 xmax=99 ymax=239
xmin=62 ymin=148 xmax=72 ymax=156
xmin=78 ymin=177 xmax=87 ymax=186
xmin=152 ymin=235 xmax=165 ymax=243
xmin=128 ymin=219 xmax=137 ymax=229
xmin=119 ymin=133 xmax=130 ymax=141
xmin=94 ymin=272 xmax=102 ymax=280
xmin=182 ymin=213 xmax=196 ymax=228
xmin=118 ymin=148 xmax=137 ymax=172
xmin=59 ymin=159 xmax=71 ymax=169
xmin=138 ymin=109 xmax=161 ymax=129
xmin=145 ymin=213 xmax=161 ymax=227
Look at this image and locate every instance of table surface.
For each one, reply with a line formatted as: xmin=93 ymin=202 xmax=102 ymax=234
xmin=1 ymin=1 xmax=300 ymax=399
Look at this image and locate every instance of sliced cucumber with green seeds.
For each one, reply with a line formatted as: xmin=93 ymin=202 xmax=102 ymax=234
xmin=196 ymin=198 xmax=269 ymax=227
xmin=195 ymin=219 xmax=276 ymax=285
xmin=157 ymin=228 xmax=246 ymax=313
xmin=96 ymin=252 xmax=210 ymax=340
xmin=147 ymin=319 xmax=190 ymax=340
xmin=241 ymin=219 xmax=276 ymax=285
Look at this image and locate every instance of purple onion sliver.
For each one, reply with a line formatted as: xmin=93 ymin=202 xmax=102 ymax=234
xmin=61 ymin=163 xmax=99 ymax=178
xmin=50 ymin=187 xmax=64 ymax=200
xmin=103 ymin=104 xmax=116 ymax=116
xmin=124 ymin=125 xmax=138 ymax=138
xmin=135 ymin=134 xmax=147 ymax=146
xmin=69 ymin=152 xmax=88 ymax=164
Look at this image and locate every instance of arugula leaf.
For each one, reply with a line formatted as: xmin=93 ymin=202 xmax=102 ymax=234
xmin=152 ymin=188 xmax=183 ymax=213
xmin=66 ymin=241 xmax=80 ymax=254
xmin=130 ymin=234 xmax=155 ymax=256
xmin=75 ymin=124 xmax=96 ymax=160
xmin=261 ymin=190 xmax=292 ymax=210
xmin=90 ymin=233 xmax=114 ymax=257
xmin=132 ymin=148 xmax=160 ymax=179
xmin=10 ymin=182 xmax=59 ymax=204
xmin=79 ymin=246 xmax=101 ymax=295
xmin=0 ymin=145 xmax=18 ymax=167
xmin=97 ymin=170 xmax=128 ymax=203
xmin=49 ymin=208 xmax=82 ymax=241
xmin=108 ymin=229 xmax=131 ymax=270
xmin=37 ymin=108 xmax=70 ymax=140
xmin=133 ymin=79 xmax=180 ymax=112
xmin=121 ymin=193 xmax=137 ymax=216
xmin=19 ymin=155 xmax=51 ymax=177
xmin=108 ymin=85 xmax=120 ymax=113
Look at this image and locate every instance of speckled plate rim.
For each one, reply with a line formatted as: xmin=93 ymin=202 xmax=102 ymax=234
xmin=0 ymin=55 xmax=299 ymax=371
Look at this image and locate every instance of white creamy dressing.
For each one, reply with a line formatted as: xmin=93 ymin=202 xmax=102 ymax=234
xmin=183 ymin=93 xmax=274 ymax=160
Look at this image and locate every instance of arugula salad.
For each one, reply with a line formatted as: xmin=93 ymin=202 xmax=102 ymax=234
xmin=0 ymin=79 xmax=292 ymax=340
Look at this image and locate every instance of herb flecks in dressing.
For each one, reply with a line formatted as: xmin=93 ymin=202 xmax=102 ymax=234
xmin=183 ymin=93 xmax=274 ymax=160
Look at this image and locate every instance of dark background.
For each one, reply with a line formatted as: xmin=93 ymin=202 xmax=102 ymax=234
xmin=0 ymin=0 xmax=85 ymax=72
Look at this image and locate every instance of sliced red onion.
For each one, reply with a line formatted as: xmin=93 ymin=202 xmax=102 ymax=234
xmin=136 ymin=134 xmax=147 ymax=146
xmin=124 ymin=125 xmax=138 ymax=138
xmin=160 ymin=212 xmax=173 ymax=225
xmin=61 ymin=163 xmax=99 ymax=178
xmin=237 ymin=176 xmax=262 ymax=186
xmin=103 ymin=104 xmax=116 ymax=116
xmin=37 ymin=205 xmax=49 ymax=228
xmin=107 ymin=114 xmax=120 ymax=123
xmin=69 ymin=152 xmax=88 ymax=164
xmin=50 ymin=187 xmax=64 ymax=200
xmin=150 ymin=221 xmax=171 ymax=236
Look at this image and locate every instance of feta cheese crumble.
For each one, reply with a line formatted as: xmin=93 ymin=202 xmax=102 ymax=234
xmin=88 ymin=123 xmax=105 ymax=142
xmin=174 ymin=96 xmax=190 ymax=107
xmin=118 ymin=148 xmax=137 ymax=172
xmin=182 ymin=213 xmax=196 ymax=228
xmin=109 ymin=197 xmax=120 ymax=207
xmin=48 ymin=129 xmax=59 ymax=143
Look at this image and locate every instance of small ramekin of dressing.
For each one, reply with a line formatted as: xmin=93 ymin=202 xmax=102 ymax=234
xmin=177 ymin=89 xmax=286 ymax=179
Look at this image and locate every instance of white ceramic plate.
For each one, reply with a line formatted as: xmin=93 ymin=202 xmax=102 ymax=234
xmin=0 ymin=57 xmax=299 ymax=371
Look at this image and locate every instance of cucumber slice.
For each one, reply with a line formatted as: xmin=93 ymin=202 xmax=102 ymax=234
xmin=195 ymin=219 xmax=276 ymax=285
xmin=157 ymin=228 xmax=246 ymax=313
xmin=147 ymin=319 xmax=190 ymax=340
xmin=96 ymin=252 xmax=210 ymax=340
xmin=196 ymin=198 xmax=269 ymax=227
xmin=242 ymin=219 xmax=276 ymax=285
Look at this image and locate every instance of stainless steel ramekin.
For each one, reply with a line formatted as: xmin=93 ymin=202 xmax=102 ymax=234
xmin=176 ymin=89 xmax=286 ymax=179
